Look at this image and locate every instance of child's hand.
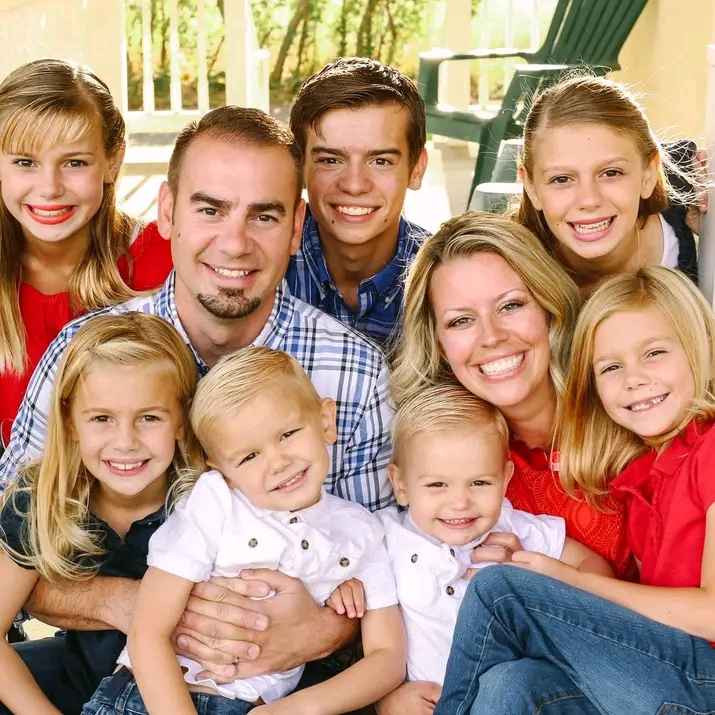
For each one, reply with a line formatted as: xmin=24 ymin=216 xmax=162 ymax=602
xmin=511 ymin=550 xmax=574 ymax=581
xmin=325 ymin=578 xmax=366 ymax=618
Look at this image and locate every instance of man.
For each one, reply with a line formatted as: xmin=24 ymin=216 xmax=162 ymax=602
xmin=287 ymin=57 xmax=429 ymax=346
xmin=0 ymin=106 xmax=392 ymax=712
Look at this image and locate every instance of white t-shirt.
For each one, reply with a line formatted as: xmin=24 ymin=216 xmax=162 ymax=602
xmin=380 ymin=501 xmax=565 ymax=684
xmin=660 ymin=213 xmax=679 ymax=269
xmin=118 ymin=470 xmax=397 ymax=703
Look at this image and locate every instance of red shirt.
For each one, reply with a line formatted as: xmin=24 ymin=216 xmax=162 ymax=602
xmin=507 ymin=439 xmax=632 ymax=577
xmin=611 ymin=419 xmax=715 ymax=588
xmin=0 ymin=222 xmax=172 ymax=445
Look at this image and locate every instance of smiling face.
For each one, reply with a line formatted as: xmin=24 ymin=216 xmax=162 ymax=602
xmin=430 ymin=253 xmax=554 ymax=415
xmin=304 ymin=103 xmax=426 ymax=253
xmin=390 ymin=425 xmax=513 ymax=545
xmin=593 ymin=305 xmax=695 ymax=438
xmin=204 ymin=381 xmax=337 ymax=511
xmin=0 ymin=125 xmax=117 ymax=248
xmin=160 ymin=134 xmax=304 ymax=329
xmin=522 ymin=123 xmax=658 ymax=265
xmin=70 ymin=361 xmax=184 ymax=508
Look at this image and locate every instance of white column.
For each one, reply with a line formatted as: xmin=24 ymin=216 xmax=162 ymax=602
xmin=197 ymin=0 xmax=210 ymax=111
xmin=698 ymin=44 xmax=715 ymax=304
xmin=439 ymin=0 xmax=470 ymax=110
xmin=169 ymin=0 xmax=182 ymax=111
xmin=224 ymin=0 xmax=247 ymax=106
xmin=141 ymin=0 xmax=155 ymax=112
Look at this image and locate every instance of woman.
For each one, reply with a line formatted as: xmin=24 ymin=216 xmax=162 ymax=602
xmin=379 ymin=211 xmax=630 ymax=715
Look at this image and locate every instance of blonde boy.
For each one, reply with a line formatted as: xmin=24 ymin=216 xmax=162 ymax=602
xmin=382 ymin=384 xmax=611 ymax=687
xmin=86 ymin=347 xmax=403 ymax=715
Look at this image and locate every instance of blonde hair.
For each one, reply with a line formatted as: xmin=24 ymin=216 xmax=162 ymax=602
xmin=0 ymin=313 xmax=202 ymax=582
xmin=558 ymin=266 xmax=715 ymax=504
xmin=0 ymin=59 xmax=135 ymax=374
xmin=391 ymin=211 xmax=581 ymax=405
xmin=392 ymin=382 xmax=509 ymax=465
xmin=518 ymin=73 xmax=692 ymax=258
xmin=190 ymin=346 xmax=321 ymax=451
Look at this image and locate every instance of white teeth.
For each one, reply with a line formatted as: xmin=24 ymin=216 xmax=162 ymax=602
xmin=336 ymin=205 xmax=374 ymax=216
xmin=441 ymin=518 xmax=473 ymax=525
xmin=274 ymin=470 xmax=305 ymax=490
xmin=628 ymin=394 xmax=667 ymax=412
xmin=108 ymin=461 xmax=144 ymax=471
xmin=573 ymin=218 xmax=611 ymax=234
xmin=30 ymin=207 xmax=72 ymax=217
xmin=213 ymin=266 xmax=250 ymax=278
xmin=479 ymin=353 xmax=524 ymax=376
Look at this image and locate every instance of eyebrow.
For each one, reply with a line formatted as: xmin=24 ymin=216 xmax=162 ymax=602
xmin=249 ymin=201 xmax=286 ymax=216
xmin=309 ymin=146 xmax=403 ymax=159
xmin=593 ymin=335 xmax=676 ymax=364
xmin=79 ymin=405 xmax=172 ymax=415
xmin=540 ymin=156 xmax=632 ymax=173
xmin=440 ymin=288 xmax=528 ymax=313
xmin=189 ymin=192 xmax=286 ymax=216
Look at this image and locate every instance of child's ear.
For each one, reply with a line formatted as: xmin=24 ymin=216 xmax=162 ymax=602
xmin=502 ymin=459 xmax=514 ymax=495
xmin=521 ymin=170 xmax=543 ymax=211
xmin=157 ymin=181 xmax=175 ymax=239
xmin=104 ymin=142 xmax=125 ymax=184
xmin=388 ymin=463 xmax=410 ymax=507
xmin=641 ymin=152 xmax=660 ymax=200
xmin=319 ymin=398 xmax=338 ymax=445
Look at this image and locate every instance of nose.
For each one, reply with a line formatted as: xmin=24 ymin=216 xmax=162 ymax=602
xmin=479 ymin=314 xmax=507 ymax=348
xmin=576 ymin=176 xmax=602 ymax=211
xmin=114 ymin=420 xmax=139 ymax=451
xmin=215 ymin=218 xmax=252 ymax=257
xmin=450 ymin=485 xmax=472 ymax=511
xmin=337 ymin=160 xmax=371 ymax=195
xmin=39 ymin=165 xmax=62 ymax=199
xmin=266 ymin=444 xmax=291 ymax=475
xmin=623 ymin=363 xmax=650 ymax=390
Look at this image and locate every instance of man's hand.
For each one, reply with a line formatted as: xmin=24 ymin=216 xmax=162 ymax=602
xmin=470 ymin=532 xmax=523 ymax=566
xmin=376 ymin=681 xmax=442 ymax=715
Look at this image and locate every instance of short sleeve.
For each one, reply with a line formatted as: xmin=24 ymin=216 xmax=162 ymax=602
xmin=147 ymin=471 xmax=231 ymax=582
xmin=348 ymin=512 xmax=397 ymax=611
xmin=499 ymin=503 xmax=566 ymax=560
xmin=0 ymin=481 xmax=35 ymax=568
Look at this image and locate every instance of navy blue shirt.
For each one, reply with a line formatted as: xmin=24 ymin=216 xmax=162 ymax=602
xmin=0 ymin=483 xmax=163 ymax=699
xmin=286 ymin=207 xmax=429 ymax=347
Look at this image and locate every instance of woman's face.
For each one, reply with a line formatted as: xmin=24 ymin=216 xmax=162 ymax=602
xmin=430 ymin=252 xmax=553 ymax=413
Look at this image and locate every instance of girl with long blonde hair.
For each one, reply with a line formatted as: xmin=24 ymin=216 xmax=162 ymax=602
xmin=435 ymin=267 xmax=715 ymax=714
xmin=0 ymin=313 xmax=199 ymax=715
xmin=0 ymin=59 xmax=172 ymax=447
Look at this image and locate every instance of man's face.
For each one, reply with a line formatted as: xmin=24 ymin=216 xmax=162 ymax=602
xmin=159 ymin=134 xmax=304 ymax=325
xmin=303 ymin=103 xmax=426 ymax=252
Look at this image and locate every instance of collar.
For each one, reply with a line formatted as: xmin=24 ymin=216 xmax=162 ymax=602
xmin=301 ymin=206 xmax=426 ymax=303
xmin=230 ymin=484 xmax=330 ymax=525
xmin=509 ymin=438 xmax=559 ymax=473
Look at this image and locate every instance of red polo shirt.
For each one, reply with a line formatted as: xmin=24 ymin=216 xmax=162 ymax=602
xmin=611 ymin=420 xmax=715 ymax=588
xmin=507 ymin=440 xmax=632 ymax=577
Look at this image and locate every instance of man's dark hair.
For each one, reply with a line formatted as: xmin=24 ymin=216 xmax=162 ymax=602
xmin=168 ymin=106 xmax=302 ymax=201
xmin=290 ymin=57 xmax=426 ymax=169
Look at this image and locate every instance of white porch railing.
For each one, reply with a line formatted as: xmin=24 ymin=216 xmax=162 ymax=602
xmin=123 ymin=0 xmax=269 ymax=134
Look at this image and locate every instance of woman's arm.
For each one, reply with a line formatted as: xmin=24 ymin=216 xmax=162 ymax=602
xmin=253 ymin=605 xmax=406 ymax=715
xmin=512 ymin=503 xmax=715 ymax=640
xmin=559 ymin=537 xmax=614 ymax=577
xmin=128 ymin=566 xmax=197 ymax=715
xmin=0 ymin=552 xmax=59 ymax=715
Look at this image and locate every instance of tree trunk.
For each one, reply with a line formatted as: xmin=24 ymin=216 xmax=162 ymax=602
xmin=270 ymin=0 xmax=309 ymax=85
xmin=356 ymin=0 xmax=380 ymax=57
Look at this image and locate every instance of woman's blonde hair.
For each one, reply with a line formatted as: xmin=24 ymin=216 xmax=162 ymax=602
xmin=0 ymin=313 xmax=202 ymax=582
xmin=558 ymin=266 xmax=715 ymax=504
xmin=190 ymin=346 xmax=321 ymax=451
xmin=392 ymin=382 xmax=509 ymax=465
xmin=0 ymin=59 xmax=135 ymax=374
xmin=390 ymin=211 xmax=581 ymax=405
xmin=517 ymin=73 xmax=693 ymax=259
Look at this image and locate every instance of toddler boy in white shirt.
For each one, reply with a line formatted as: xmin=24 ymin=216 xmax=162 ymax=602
xmin=381 ymin=383 xmax=611 ymax=688
xmin=83 ymin=347 xmax=403 ymax=715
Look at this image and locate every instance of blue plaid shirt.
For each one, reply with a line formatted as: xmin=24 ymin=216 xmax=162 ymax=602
xmin=286 ymin=208 xmax=429 ymax=347
xmin=0 ymin=273 xmax=394 ymax=510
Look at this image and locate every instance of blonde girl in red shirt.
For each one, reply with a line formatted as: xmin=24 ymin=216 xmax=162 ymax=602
xmin=435 ymin=266 xmax=715 ymax=714
xmin=0 ymin=59 xmax=172 ymax=446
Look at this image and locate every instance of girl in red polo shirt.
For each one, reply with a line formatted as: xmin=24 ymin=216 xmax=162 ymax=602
xmin=435 ymin=266 xmax=715 ymax=714
xmin=0 ymin=59 xmax=173 ymax=447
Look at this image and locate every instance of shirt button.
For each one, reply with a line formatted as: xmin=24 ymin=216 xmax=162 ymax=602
xmin=289 ymin=516 xmax=299 ymax=524
xmin=410 ymin=553 xmax=419 ymax=564
xmin=248 ymin=538 xmax=258 ymax=548
xmin=339 ymin=557 xmax=350 ymax=567
xmin=449 ymin=548 xmax=455 ymax=557
xmin=301 ymin=539 xmax=310 ymax=550
xmin=446 ymin=585 xmax=455 ymax=596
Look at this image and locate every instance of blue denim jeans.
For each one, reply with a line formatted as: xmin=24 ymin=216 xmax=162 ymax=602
xmin=435 ymin=566 xmax=715 ymax=715
xmin=81 ymin=667 xmax=255 ymax=715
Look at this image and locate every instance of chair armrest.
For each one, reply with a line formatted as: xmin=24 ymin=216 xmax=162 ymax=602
xmin=420 ymin=47 xmax=534 ymax=63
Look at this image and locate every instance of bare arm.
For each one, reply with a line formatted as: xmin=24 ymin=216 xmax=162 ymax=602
xmin=129 ymin=567 xmax=197 ymax=715
xmin=25 ymin=575 xmax=139 ymax=633
xmin=559 ymin=536 xmax=614 ymax=577
xmin=0 ymin=552 xmax=60 ymax=715
xmin=511 ymin=503 xmax=715 ymax=640
xmin=376 ymin=681 xmax=442 ymax=715
xmin=253 ymin=605 xmax=406 ymax=715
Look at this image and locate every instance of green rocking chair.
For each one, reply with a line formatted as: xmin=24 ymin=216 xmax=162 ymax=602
xmin=418 ymin=0 xmax=648 ymax=207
